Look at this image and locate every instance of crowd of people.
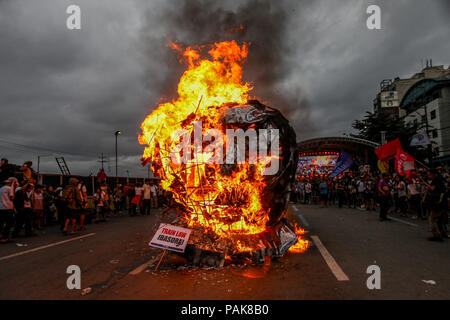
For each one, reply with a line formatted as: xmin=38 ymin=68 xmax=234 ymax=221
xmin=0 ymin=158 xmax=167 ymax=243
xmin=1 ymin=157 xmax=449 ymax=243
xmin=291 ymin=167 xmax=449 ymax=241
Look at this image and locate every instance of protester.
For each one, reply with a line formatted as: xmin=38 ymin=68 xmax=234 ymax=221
xmin=407 ymin=171 xmax=423 ymax=220
xmin=394 ymin=176 xmax=408 ymax=217
xmin=78 ymin=180 xmax=88 ymax=231
xmin=377 ymin=173 xmax=391 ymax=221
xmin=348 ymin=182 xmax=357 ymax=209
xmin=113 ymin=184 xmax=124 ymax=216
xmin=62 ymin=178 xmax=82 ymax=235
xmin=356 ymin=177 xmax=365 ymax=208
xmin=44 ymin=185 xmax=58 ymax=226
xmin=0 ymin=159 xmax=13 ymax=183
xmin=304 ymin=180 xmax=312 ymax=205
xmin=421 ymin=169 xmax=448 ymax=241
xmin=365 ymin=177 xmax=376 ymax=211
xmin=319 ymin=179 xmax=328 ymax=208
xmin=13 ymin=182 xmax=35 ymax=237
xmin=128 ymin=182 xmax=137 ymax=216
xmin=31 ymin=185 xmax=45 ymax=230
xmin=150 ymin=181 xmax=158 ymax=209
xmin=335 ymin=178 xmax=345 ymax=208
xmin=20 ymin=161 xmax=34 ymax=185
xmin=0 ymin=177 xmax=18 ymax=243
xmin=94 ymin=187 xmax=107 ymax=223
xmin=142 ymin=180 xmax=152 ymax=215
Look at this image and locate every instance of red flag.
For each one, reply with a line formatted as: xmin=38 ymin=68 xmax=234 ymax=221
xmin=375 ymin=138 xmax=401 ymax=161
xmin=395 ymin=148 xmax=415 ymax=176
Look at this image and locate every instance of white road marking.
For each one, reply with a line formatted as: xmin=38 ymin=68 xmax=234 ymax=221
xmin=387 ymin=217 xmax=418 ymax=227
xmin=292 ymin=205 xmax=310 ymax=227
xmin=311 ymin=235 xmax=349 ymax=281
xmin=129 ymin=256 xmax=159 ymax=275
xmin=297 ymin=213 xmax=310 ymax=227
xmin=0 ymin=233 xmax=96 ymax=262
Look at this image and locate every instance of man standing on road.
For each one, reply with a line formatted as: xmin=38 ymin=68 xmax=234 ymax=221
xmin=304 ymin=180 xmax=312 ymax=205
xmin=12 ymin=182 xmax=35 ymax=237
xmin=407 ymin=171 xmax=423 ymax=220
xmin=421 ymin=169 xmax=448 ymax=241
xmin=356 ymin=177 xmax=365 ymax=208
xmin=62 ymin=178 xmax=83 ymax=235
xmin=0 ymin=177 xmax=18 ymax=243
xmin=377 ymin=173 xmax=391 ymax=221
xmin=319 ymin=179 xmax=328 ymax=208
xmin=150 ymin=182 xmax=158 ymax=209
xmin=142 ymin=180 xmax=151 ymax=215
xmin=77 ymin=180 xmax=88 ymax=231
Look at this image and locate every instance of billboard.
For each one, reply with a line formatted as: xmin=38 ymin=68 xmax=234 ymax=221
xmin=380 ymin=91 xmax=399 ymax=108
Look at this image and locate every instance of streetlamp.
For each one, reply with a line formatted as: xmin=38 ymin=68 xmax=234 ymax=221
xmin=115 ymin=130 xmax=122 ymax=182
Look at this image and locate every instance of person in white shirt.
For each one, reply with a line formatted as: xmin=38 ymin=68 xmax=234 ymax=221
xmin=356 ymin=178 xmax=365 ymax=207
xmin=407 ymin=171 xmax=423 ymax=219
xmin=304 ymin=181 xmax=312 ymax=205
xmin=94 ymin=188 xmax=107 ymax=222
xmin=142 ymin=180 xmax=152 ymax=215
xmin=150 ymin=182 xmax=158 ymax=209
xmin=395 ymin=176 xmax=408 ymax=217
xmin=0 ymin=177 xmax=18 ymax=242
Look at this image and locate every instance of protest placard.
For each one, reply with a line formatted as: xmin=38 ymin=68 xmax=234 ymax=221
xmin=149 ymin=223 xmax=192 ymax=253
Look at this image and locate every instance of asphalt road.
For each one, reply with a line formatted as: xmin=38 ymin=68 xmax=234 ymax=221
xmin=0 ymin=204 xmax=448 ymax=300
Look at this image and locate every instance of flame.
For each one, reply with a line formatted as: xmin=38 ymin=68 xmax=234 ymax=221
xmin=288 ymin=223 xmax=310 ymax=253
xmin=139 ymin=41 xmax=307 ymax=254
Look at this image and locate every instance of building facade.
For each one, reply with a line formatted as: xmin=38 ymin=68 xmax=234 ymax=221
xmin=373 ymin=62 xmax=450 ymax=118
xmin=400 ymin=75 xmax=450 ymax=164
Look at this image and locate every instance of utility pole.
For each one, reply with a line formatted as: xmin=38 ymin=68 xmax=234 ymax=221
xmin=419 ymin=85 xmax=433 ymax=166
xmin=98 ymin=153 xmax=107 ymax=170
xmin=115 ymin=130 xmax=122 ymax=183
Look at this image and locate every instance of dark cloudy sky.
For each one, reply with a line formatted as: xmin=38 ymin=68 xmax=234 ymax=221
xmin=0 ymin=0 xmax=449 ymax=177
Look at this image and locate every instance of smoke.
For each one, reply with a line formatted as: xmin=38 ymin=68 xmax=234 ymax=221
xmin=138 ymin=0 xmax=316 ymax=138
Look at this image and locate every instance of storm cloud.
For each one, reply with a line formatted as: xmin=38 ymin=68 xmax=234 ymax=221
xmin=0 ymin=0 xmax=448 ymax=176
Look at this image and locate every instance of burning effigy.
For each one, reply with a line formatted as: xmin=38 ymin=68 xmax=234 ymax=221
xmin=139 ymin=41 xmax=308 ymax=265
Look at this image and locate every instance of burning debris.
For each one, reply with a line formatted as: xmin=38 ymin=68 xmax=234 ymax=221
xmin=139 ymin=41 xmax=309 ymax=264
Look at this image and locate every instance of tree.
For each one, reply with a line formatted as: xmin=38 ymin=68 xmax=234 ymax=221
xmin=351 ymin=111 xmax=428 ymax=160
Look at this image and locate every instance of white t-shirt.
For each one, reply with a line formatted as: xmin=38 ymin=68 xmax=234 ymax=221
xmin=357 ymin=180 xmax=365 ymax=193
xmin=305 ymin=183 xmax=312 ymax=193
xmin=135 ymin=187 xmax=143 ymax=196
xmin=150 ymin=185 xmax=158 ymax=197
xmin=408 ymin=178 xmax=420 ymax=195
xmin=397 ymin=181 xmax=407 ymax=198
xmin=0 ymin=185 xmax=14 ymax=210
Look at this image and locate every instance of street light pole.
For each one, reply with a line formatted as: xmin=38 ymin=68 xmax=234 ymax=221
xmin=115 ymin=130 xmax=122 ymax=182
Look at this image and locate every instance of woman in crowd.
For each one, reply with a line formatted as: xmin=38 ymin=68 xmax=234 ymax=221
xmin=31 ymin=185 xmax=45 ymax=230
xmin=394 ymin=175 xmax=408 ymax=217
xmin=94 ymin=187 xmax=107 ymax=223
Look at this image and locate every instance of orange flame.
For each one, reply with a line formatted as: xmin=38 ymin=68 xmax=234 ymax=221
xmin=288 ymin=223 xmax=310 ymax=253
xmin=139 ymin=41 xmax=307 ymax=254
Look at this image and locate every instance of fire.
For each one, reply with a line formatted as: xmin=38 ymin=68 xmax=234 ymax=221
xmin=288 ymin=223 xmax=310 ymax=253
xmin=139 ymin=41 xmax=308 ymax=255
